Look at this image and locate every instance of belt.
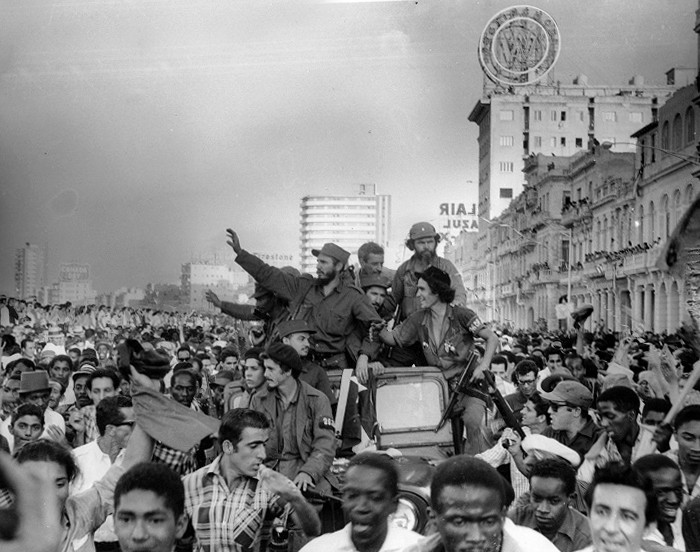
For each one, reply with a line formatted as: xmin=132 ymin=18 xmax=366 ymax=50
xmin=309 ymin=351 xmax=348 ymax=368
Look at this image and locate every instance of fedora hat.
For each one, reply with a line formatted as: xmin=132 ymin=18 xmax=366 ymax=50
xmin=19 ymin=370 xmax=51 ymax=395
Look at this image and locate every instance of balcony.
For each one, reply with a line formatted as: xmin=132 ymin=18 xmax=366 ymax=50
xmin=499 ymin=282 xmax=515 ymax=297
xmin=561 ymin=204 xmax=593 ymax=228
xmin=621 ymin=252 xmax=647 ymax=274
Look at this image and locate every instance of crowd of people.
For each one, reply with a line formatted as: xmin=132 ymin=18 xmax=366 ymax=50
xmin=0 ymin=220 xmax=699 ymax=552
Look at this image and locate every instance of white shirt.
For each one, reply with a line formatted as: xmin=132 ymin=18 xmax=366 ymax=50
xmin=301 ymin=522 xmax=422 ymax=552
xmin=71 ymin=439 xmax=124 ymax=543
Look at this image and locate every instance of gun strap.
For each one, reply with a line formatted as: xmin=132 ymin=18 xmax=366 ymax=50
xmin=334 ymin=368 xmax=354 ymax=436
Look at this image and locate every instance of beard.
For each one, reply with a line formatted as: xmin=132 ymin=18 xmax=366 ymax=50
xmin=417 ymin=249 xmax=436 ymax=264
xmin=316 ymin=267 xmax=338 ymax=285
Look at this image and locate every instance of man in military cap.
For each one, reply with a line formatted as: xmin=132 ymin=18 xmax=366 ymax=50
xmin=226 ymin=229 xmax=382 ymax=373
xmin=393 ymin=222 xmax=467 ymax=323
xmin=278 ymin=319 xmax=335 ymax=405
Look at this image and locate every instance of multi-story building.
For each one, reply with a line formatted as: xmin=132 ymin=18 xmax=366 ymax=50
xmin=447 ymin=100 xmax=698 ymax=333
xmin=299 ymin=184 xmax=390 ymax=274
xmin=14 ymin=243 xmax=46 ymax=300
xmin=181 ymin=261 xmax=249 ymax=312
xmin=469 ymin=76 xmax=678 ymax=221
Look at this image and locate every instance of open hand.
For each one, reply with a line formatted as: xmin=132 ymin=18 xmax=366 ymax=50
xmin=205 ymin=290 xmax=222 ymax=308
xmin=293 ymin=472 xmax=315 ymax=493
xmin=226 ymin=229 xmax=242 ymax=255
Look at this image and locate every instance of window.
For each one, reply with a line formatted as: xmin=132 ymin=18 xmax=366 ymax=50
xmin=661 ymin=121 xmax=669 ymax=149
xmin=629 ymin=112 xmax=643 ymax=123
xmin=534 ymin=136 xmax=542 ymax=147
xmin=500 ymin=110 xmax=514 ymax=121
xmin=550 ymin=137 xmax=557 ymax=147
xmin=550 ymin=110 xmax=558 ymax=121
xmin=499 ymin=188 xmax=513 ymax=199
xmin=534 ymin=110 xmax=542 ymax=121
xmin=686 ymin=107 xmax=696 ymax=144
xmin=499 ymin=162 xmax=514 ymax=172
xmin=575 ymin=137 xmax=583 ymax=148
xmin=560 ymin=137 xmax=566 ymax=146
xmin=603 ymin=111 xmax=617 ymax=122
xmin=672 ymin=114 xmax=683 ymax=150
xmin=579 ymin=111 xmax=585 ymax=122
xmin=499 ymin=135 xmax=514 ymax=147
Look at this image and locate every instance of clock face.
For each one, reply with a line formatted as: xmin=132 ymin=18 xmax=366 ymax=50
xmin=478 ymin=5 xmax=561 ymax=87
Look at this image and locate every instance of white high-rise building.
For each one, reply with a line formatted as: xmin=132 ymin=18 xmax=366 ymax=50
xmin=469 ymin=75 xmax=679 ymax=220
xmin=14 ymin=243 xmax=45 ymax=300
xmin=299 ymin=184 xmax=391 ymax=274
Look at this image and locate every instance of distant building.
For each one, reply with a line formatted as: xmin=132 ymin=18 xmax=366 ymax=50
xmin=299 ymin=184 xmax=391 ymax=274
xmin=54 ymin=263 xmax=96 ymax=306
xmin=469 ymin=75 xmax=677 ymax=220
xmin=181 ymin=262 xmax=249 ymax=312
xmin=14 ymin=243 xmax=46 ymax=300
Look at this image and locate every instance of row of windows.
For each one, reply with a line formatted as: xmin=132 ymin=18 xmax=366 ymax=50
xmin=499 ymin=109 xmax=643 ymax=123
xmin=659 ymin=107 xmax=695 ymax=151
xmin=531 ymin=136 xmax=584 ymax=148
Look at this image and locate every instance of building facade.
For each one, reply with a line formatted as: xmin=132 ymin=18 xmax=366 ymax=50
xmin=299 ymin=183 xmax=390 ymax=274
xmin=469 ymin=76 xmax=677 ymax=221
xmin=181 ymin=261 xmax=249 ymax=312
xmin=14 ymin=243 xmax=46 ymax=300
xmin=447 ymin=80 xmax=698 ymax=333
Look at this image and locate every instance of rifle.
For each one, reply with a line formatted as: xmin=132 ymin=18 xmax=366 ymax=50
xmin=435 ymin=350 xmax=480 ymax=433
xmin=482 ymin=370 xmax=526 ymax=439
xmin=435 ymin=352 xmax=526 ymax=440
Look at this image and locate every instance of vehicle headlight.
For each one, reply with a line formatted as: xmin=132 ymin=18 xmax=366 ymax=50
xmin=390 ymin=497 xmax=420 ymax=531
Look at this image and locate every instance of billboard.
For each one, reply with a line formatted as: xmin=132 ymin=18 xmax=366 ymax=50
xmin=438 ymin=202 xmax=478 ymax=233
xmin=59 ymin=263 xmax=90 ymax=282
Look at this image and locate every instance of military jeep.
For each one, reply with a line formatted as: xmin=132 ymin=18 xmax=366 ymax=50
xmin=324 ymin=365 xmax=455 ymax=533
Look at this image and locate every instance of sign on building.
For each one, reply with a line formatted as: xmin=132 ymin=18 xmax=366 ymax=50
xmin=59 ymin=263 xmax=90 ymax=282
xmin=439 ymin=203 xmax=478 ymax=232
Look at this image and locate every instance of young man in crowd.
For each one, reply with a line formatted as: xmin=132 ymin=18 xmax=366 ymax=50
xmin=579 ymin=386 xmax=657 ymax=482
xmin=9 ymin=403 xmax=44 ymax=453
xmin=81 ymin=368 xmax=120 ymax=443
xmin=401 ymin=456 xmax=559 ymax=552
xmin=182 ymin=408 xmax=321 ymax=552
xmin=642 ymin=398 xmax=672 ymax=427
xmin=72 ymin=395 xmax=135 ymax=550
xmin=509 ymin=458 xmax=591 ymax=552
xmin=660 ymin=404 xmax=700 ymax=501
xmin=249 ymin=343 xmax=335 ymax=495
xmin=491 ymin=354 xmax=516 ymax=396
xmin=278 ymin=319 xmax=335 ymax=405
xmin=113 ymin=462 xmax=188 ymax=552
xmin=582 ymin=462 xmax=660 ymax=552
xmin=300 ymin=452 xmax=422 ymax=552
xmin=633 ymin=454 xmax=685 ymax=550
xmin=505 ymin=360 xmax=540 ymax=420
xmin=0 ymin=370 xmax=65 ymax=452
xmin=540 ymin=380 xmax=601 ymax=461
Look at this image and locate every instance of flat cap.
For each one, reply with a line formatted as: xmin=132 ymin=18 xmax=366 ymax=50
xmin=541 ymin=380 xmax=593 ymax=409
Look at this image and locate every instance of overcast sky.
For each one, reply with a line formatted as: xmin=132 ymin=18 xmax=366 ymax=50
xmin=0 ymin=0 xmax=695 ymax=294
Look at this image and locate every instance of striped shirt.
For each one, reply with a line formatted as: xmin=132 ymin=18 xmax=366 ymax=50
xmin=182 ymin=455 xmax=282 ymax=552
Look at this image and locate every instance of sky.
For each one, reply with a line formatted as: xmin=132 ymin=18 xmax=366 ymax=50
xmin=0 ymin=0 xmax=696 ymax=294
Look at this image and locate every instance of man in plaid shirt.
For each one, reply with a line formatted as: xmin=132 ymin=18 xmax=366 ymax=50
xmin=183 ymin=408 xmax=321 ymax=552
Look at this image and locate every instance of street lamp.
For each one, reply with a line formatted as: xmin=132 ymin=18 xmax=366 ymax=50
xmin=600 ymin=141 xmax=700 ymax=167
